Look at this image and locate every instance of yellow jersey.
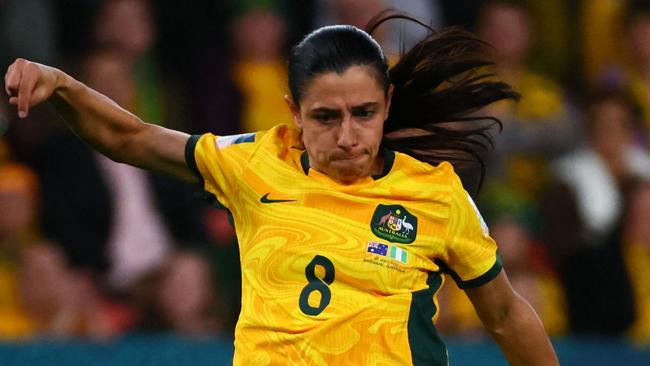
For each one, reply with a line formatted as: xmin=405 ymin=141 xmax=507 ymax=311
xmin=186 ymin=124 xmax=501 ymax=365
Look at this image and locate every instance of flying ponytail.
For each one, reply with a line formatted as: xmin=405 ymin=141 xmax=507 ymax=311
xmin=368 ymin=11 xmax=519 ymax=193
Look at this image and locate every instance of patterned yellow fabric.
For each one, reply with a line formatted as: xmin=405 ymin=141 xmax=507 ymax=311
xmin=187 ymin=124 xmax=501 ymax=365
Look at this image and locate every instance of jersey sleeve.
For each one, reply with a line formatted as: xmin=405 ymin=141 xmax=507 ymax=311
xmin=439 ymin=175 xmax=502 ymax=289
xmin=184 ymin=132 xmax=257 ymax=209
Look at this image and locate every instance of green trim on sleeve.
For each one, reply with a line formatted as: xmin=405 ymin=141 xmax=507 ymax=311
xmin=458 ymin=254 xmax=502 ymax=289
xmin=434 ymin=253 xmax=503 ymax=289
xmin=185 ymin=134 xmax=202 ymax=181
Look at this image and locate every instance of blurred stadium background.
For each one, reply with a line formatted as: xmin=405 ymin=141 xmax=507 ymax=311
xmin=1 ymin=0 xmax=650 ymax=364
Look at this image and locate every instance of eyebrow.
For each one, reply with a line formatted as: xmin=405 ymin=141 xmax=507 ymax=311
xmin=351 ymin=102 xmax=379 ymax=111
xmin=309 ymin=102 xmax=379 ymax=114
xmin=308 ymin=107 xmax=340 ymax=115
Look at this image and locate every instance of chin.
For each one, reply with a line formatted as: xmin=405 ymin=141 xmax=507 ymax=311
xmin=330 ymin=164 xmax=370 ymax=182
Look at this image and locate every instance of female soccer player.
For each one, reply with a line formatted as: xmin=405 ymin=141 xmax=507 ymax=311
xmin=4 ymin=13 xmax=558 ymax=366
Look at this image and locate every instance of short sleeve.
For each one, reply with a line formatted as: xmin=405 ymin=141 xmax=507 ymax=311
xmin=439 ymin=176 xmax=502 ymax=289
xmin=184 ymin=132 xmax=256 ymax=209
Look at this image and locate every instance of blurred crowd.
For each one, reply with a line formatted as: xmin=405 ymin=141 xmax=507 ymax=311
xmin=0 ymin=0 xmax=650 ymax=346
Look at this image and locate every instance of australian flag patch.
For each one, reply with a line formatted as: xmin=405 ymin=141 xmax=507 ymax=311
xmin=367 ymin=241 xmax=388 ymax=256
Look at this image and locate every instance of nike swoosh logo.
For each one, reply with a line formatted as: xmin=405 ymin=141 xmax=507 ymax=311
xmin=260 ymin=193 xmax=296 ymax=204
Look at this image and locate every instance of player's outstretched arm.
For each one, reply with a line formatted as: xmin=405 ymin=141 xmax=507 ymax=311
xmin=465 ymin=271 xmax=559 ymax=366
xmin=4 ymin=58 xmax=197 ymax=182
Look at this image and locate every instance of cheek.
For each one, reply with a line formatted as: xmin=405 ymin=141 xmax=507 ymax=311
xmin=365 ymin=118 xmax=385 ymax=147
xmin=301 ymin=123 xmax=335 ymax=151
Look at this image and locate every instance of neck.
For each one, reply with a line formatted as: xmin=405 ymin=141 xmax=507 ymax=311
xmin=324 ymin=153 xmax=384 ymax=184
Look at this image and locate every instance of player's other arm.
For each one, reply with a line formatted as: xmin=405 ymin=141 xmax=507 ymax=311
xmin=465 ymin=271 xmax=559 ymax=366
xmin=4 ymin=58 xmax=197 ymax=182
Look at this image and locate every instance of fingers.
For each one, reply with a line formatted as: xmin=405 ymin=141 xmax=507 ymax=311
xmin=4 ymin=59 xmax=58 ymax=119
xmin=4 ymin=59 xmax=42 ymax=119
xmin=4 ymin=65 xmax=12 ymax=96
xmin=17 ymin=64 xmax=39 ymax=118
xmin=4 ymin=59 xmax=23 ymax=98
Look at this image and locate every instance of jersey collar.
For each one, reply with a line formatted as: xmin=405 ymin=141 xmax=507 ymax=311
xmin=300 ymin=148 xmax=396 ymax=180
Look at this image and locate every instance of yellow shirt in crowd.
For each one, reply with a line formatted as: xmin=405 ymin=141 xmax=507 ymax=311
xmin=233 ymin=60 xmax=294 ymax=133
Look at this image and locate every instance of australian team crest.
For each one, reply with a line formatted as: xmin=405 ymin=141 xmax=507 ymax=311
xmin=371 ymin=204 xmax=418 ymax=244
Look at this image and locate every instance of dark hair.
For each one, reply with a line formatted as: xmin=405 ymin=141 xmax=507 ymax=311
xmin=584 ymin=87 xmax=641 ymax=134
xmin=288 ymin=11 xmax=519 ymax=194
xmin=288 ymin=24 xmax=390 ymax=102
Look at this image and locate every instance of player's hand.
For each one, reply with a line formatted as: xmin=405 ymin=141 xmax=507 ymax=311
xmin=4 ymin=58 xmax=63 ymax=119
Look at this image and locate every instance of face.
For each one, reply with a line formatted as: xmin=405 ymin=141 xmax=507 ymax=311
xmin=159 ymin=254 xmax=213 ymax=320
xmin=491 ymin=217 xmax=529 ymax=270
xmin=478 ymin=3 xmax=531 ymax=65
xmin=0 ymin=189 xmax=35 ymax=238
xmin=82 ymin=52 xmax=134 ymax=108
xmin=231 ymin=9 xmax=286 ymax=61
xmin=286 ymin=65 xmax=392 ymax=183
xmin=589 ymin=98 xmax=633 ymax=157
xmin=95 ymin=0 xmax=154 ymax=56
xmin=0 ymin=166 xmax=38 ymax=239
xmin=628 ymin=15 xmax=650 ymax=64
xmin=19 ymin=245 xmax=72 ymax=315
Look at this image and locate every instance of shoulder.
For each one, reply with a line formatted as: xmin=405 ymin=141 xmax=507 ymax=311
xmin=193 ymin=124 xmax=295 ymax=154
xmin=393 ymin=153 xmax=461 ymax=187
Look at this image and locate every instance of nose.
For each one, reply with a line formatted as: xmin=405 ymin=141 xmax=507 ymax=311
xmin=337 ymin=116 xmax=357 ymax=149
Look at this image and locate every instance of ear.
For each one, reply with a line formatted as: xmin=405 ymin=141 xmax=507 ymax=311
xmin=284 ymin=95 xmax=303 ymax=129
xmin=384 ymin=84 xmax=395 ymax=121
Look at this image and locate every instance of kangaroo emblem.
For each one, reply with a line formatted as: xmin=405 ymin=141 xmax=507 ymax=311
xmin=378 ymin=211 xmax=393 ymax=226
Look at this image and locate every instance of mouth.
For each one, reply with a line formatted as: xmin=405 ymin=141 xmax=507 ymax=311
xmin=331 ymin=154 xmax=366 ymax=164
xmin=337 ymin=155 xmax=361 ymax=160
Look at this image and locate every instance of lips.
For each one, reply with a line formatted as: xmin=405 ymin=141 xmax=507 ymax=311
xmin=330 ymin=150 xmax=368 ymax=160
xmin=337 ymin=155 xmax=361 ymax=160
xmin=331 ymin=154 xmax=366 ymax=163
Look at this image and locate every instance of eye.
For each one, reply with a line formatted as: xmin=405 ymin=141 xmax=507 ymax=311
xmin=314 ymin=114 xmax=340 ymax=124
xmin=310 ymin=110 xmax=341 ymax=124
xmin=352 ymin=109 xmax=375 ymax=119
